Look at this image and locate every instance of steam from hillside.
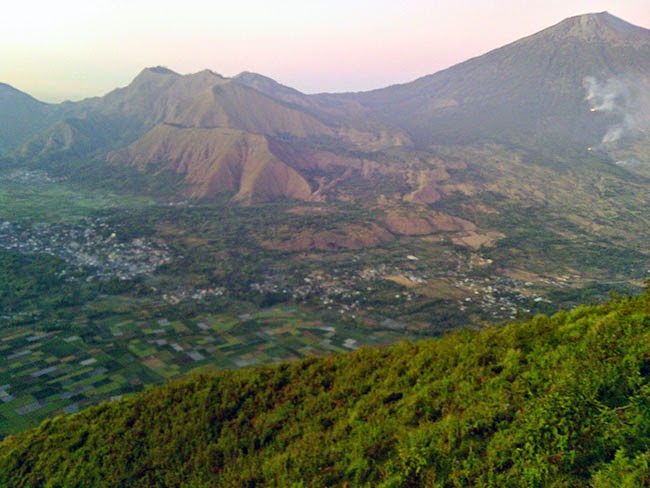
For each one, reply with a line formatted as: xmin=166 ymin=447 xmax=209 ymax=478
xmin=583 ymin=75 xmax=650 ymax=148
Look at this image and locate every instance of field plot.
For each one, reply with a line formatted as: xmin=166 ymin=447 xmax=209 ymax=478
xmin=0 ymin=306 xmax=417 ymax=437
xmin=0 ymin=170 xmax=152 ymax=223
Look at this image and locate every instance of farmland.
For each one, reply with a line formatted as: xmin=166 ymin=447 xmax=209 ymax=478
xmin=0 ymin=167 xmax=644 ymax=436
xmin=0 ymin=302 xmax=421 ymax=437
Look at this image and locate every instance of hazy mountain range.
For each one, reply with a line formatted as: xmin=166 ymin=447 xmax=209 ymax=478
xmin=1 ymin=11 xmax=649 ymax=203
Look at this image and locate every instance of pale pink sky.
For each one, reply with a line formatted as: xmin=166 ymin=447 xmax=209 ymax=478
xmin=1 ymin=0 xmax=648 ymax=102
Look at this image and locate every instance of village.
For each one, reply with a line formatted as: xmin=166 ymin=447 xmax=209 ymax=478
xmin=0 ymin=202 xmax=558 ymax=326
xmin=0 ymin=208 xmax=559 ymax=439
xmin=0 ymin=219 xmax=171 ymax=280
xmin=249 ymin=254 xmax=550 ymax=323
xmin=0 ymin=169 xmax=65 ymax=185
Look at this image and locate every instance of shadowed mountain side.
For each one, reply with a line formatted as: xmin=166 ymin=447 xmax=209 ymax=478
xmin=0 ymin=83 xmax=59 ymax=154
xmin=108 ymin=125 xmax=313 ymax=202
xmin=233 ymin=72 xmax=412 ymax=148
xmin=18 ymin=112 xmax=144 ymax=161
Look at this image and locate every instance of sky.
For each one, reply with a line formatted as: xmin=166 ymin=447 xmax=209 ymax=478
xmin=1 ymin=0 xmax=649 ymax=102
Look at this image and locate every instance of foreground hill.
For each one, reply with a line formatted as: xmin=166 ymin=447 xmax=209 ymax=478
xmin=2 ymin=291 xmax=650 ymax=487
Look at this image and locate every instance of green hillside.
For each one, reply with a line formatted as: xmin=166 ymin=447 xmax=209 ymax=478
xmin=2 ymin=291 xmax=650 ymax=487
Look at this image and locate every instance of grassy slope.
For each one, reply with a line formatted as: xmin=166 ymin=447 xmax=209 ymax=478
xmin=2 ymin=292 xmax=650 ymax=487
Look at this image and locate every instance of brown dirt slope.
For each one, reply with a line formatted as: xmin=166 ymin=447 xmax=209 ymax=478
xmin=109 ymin=124 xmax=313 ymax=202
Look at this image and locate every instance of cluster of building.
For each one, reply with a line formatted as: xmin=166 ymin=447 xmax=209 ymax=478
xmin=248 ymin=251 xmax=558 ymax=322
xmin=0 ymin=170 xmax=64 ymax=185
xmin=161 ymin=287 xmax=225 ymax=305
xmin=454 ymin=277 xmax=535 ymax=319
xmin=0 ymin=219 xmax=172 ymax=280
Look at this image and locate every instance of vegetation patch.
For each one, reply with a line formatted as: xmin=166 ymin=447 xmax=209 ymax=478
xmin=3 ymin=292 xmax=650 ymax=486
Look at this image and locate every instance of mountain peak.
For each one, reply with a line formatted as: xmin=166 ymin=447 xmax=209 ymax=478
xmin=234 ymin=71 xmax=276 ymax=84
xmin=545 ymin=11 xmax=650 ymax=45
xmin=144 ymin=66 xmax=178 ymax=76
xmin=356 ymin=11 xmax=650 ymax=148
xmin=0 ymin=82 xmax=44 ymax=105
xmin=127 ymin=66 xmax=180 ymax=87
xmin=196 ymin=68 xmax=224 ymax=78
xmin=233 ymin=71 xmax=305 ymax=99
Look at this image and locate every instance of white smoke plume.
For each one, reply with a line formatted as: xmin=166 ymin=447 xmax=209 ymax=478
xmin=583 ymin=75 xmax=650 ymax=147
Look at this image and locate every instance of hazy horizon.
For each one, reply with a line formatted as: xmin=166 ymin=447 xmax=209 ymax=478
xmin=2 ymin=0 xmax=649 ymax=103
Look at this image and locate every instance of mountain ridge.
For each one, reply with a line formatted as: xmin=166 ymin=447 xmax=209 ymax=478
xmin=1 ymin=12 xmax=649 ymax=208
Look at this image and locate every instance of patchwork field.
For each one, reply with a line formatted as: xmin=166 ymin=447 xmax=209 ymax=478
xmin=0 ymin=304 xmax=419 ymax=436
